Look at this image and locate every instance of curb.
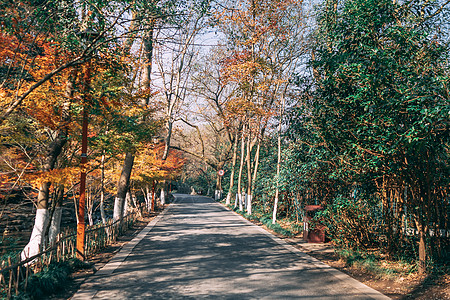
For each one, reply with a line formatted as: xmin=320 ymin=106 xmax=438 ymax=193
xmin=71 ymin=202 xmax=175 ymax=300
xmin=217 ymin=201 xmax=391 ymax=300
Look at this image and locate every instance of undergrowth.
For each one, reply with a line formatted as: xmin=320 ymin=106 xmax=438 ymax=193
xmin=228 ymin=204 xmax=300 ymax=237
xmin=9 ymin=258 xmax=92 ymax=300
xmin=335 ymin=248 xmax=417 ymax=280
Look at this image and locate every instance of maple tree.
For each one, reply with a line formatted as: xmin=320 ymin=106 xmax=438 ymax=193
xmin=218 ymin=0 xmax=306 ymax=215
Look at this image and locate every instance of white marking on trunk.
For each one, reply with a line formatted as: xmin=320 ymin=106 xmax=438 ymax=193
xmin=21 ymin=209 xmax=49 ymax=261
xmin=48 ymin=207 xmax=62 ymax=245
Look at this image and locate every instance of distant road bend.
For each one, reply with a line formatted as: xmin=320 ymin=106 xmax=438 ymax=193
xmin=72 ymin=194 xmax=390 ymax=299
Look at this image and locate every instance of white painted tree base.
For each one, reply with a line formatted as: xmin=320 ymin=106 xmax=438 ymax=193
xmin=247 ymin=194 xmax=252 ymax=215
xmin=48 ymin=207 xmax=62 ymax=245
xmin=21 ymin=209 xmax=49 ymax=261
xmin=124 ymin=193 xmax=130 ymax=217
xmin=147 ymin=192 xmax=152 ymax=212
xmin=160 ymin=190 xmax=166 ymax=205
xmin=113 ymin=197 xmax=124 ymax=220
xmin=226 ymin=193 xmax=231 ymax=205
xmin=190 ymin=187 xmax=197 ymax=195
xmin=214 ymin=190 xmax=223 ymax=201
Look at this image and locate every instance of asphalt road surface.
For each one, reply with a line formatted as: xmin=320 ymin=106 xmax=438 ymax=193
xmin=72 ymin=194 xmax=390 ymax=299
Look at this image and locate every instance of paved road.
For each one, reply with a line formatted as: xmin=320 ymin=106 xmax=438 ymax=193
xmin=72 ymin=194 xmax=390 ymax=299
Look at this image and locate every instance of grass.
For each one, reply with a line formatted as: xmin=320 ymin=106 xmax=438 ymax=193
xmin=335 ymin=248 xmax=417 ymax=280
xmin=225 ymin=203 xmax=301 ymax=237
xmin=220 ymin=199 xmax=422 ymax=282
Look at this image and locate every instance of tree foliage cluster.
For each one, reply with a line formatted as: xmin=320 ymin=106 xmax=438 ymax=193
xmin=250 ymin=0 xmax=449 ymax=274
xmin=0 ymin=0 xmax=186 ymax=258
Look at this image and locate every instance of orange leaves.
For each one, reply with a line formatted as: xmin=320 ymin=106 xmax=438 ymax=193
xmin=0 ymin=27 xmax=76 ymax=129
xmin=220 ymin=50 xmax=268 ymax=84
xmin=24 ymin=167 xmax=82 ymax=188
xmin=133 ymin=143 xmax=185 ymax=183
xmin=0 ymin=23 xmax=75 ymax=116
xmin=0 ymin=147 xmax=34 ymax=191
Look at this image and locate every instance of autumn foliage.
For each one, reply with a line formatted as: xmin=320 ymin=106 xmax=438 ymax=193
xmin=133 ymin=143 xmax=185 ymax=184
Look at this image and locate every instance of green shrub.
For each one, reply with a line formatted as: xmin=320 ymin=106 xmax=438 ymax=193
xmin=318 ymin=195 xmax=380 ymax=249
xmin=13 ymin=258 xmax=92 ymax=299
xmin=19 ymin=262 xmax=72 ymax=299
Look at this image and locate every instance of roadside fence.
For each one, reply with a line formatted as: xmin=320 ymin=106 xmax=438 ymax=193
xmin=0 ymin=213 xmax=136 ymax=299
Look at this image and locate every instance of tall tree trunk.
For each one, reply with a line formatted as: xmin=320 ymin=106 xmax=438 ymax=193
xmin=152 ymin=180 xmax=156 ymax=211
xmin=124 ymin=189 xmax=131 ymax=217
xmin=250 ymin=137 xmax=261 ymax=207
xmin=162 ymin=120 xmax=173 ymax=160
xmin=100 ymin=153 xmax=107 ymax=225
xmin=48 ymin=185 xmax=64 ymax=245
xmin=226 ymin=131 xmax=239 ymax=205
xmin=237 ymin=128 xmax=246 ymax=211
xmin=114 ymin=152 xmax=135 ymax=221
xmin=272 ymin=95 xmax=285 ymax=224
xmin=415 ymin=216 xmax=428 ymax=275
xmin=144 ymin=186 xmax=150 ymax=212
xmin=143 ymin=27 xmax=154 ymax=108
xmin=246 ymin=135 xmax=253 ymax=215
xmin=272 ymin=136 xmax=281 ymax=224
xmin=87 ymin=187 xmax=95 ymax=226
xmin=160 ymin=181 xmax=166 ymax=205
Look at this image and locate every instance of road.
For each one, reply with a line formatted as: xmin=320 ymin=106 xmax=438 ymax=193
xmin=72 ymin=194 xmax=390 ymax=299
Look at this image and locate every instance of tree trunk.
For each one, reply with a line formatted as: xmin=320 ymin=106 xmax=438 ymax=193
xmin=415 ymin=217 xmax=428 ymax=275
xmin=87 ymin=188 xmax=94 ymax=226
xmin=251 ymin=139 xmax=261 ymax=194
xmin=237 ymin=129 xmax=246 ymax=211
xmin=248 ymin=138 xmax=261 ymax=215
xmin=160 ymin=181 xmax=166 ymax=205
xmin=48 ymin=185 xmax=64 ymax=245
xmin=162 ymin=121 xmax=173 ymax=160
xmin=246 ymin=135 xmax=253 ymax=215
xmin=272 ymin=95 xmax=285 ymax=224
xmin=226 ymin=131 xmax=239 ymax=205
xmin=100 ymin=153 xmax=107 ymax=224
xmin=152 ymin=180 xmax=156 ymax=211
xmin=114 ymin=152 xmax=135 ymax=221
xmin=124 ymin=189 xmax=131 ymax=217
xmin=143 ymin=186 xmax=150 ymax=212
xmin=143 ymin=27 xmax=154 ymax=108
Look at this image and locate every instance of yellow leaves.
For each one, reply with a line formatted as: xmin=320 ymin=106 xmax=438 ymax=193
xmin=132 ymin=143 xmax=185 ymax=183
xmin=24 ymin=167 xmax=82 ymax=188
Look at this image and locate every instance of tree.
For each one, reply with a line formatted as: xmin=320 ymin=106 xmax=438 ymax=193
xmin=310 ymin=0 xmax=450 ymax=273
xmin=177 ymin=47 xmax=239 ymax=200
xmin=152 ymin=0 xmax=213 ymax=161
xmin=0 ymin=0 xmax=158 ymax=125
xmin=219 ymin=0 xmax=306 ymax=214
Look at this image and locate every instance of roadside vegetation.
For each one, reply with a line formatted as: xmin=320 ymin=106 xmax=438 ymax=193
xmin=1 ymin=0 xmax=449 ymax=298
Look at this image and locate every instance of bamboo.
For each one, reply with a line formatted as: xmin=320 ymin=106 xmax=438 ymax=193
xmin=24 ymin=263 xmax=29 ymax=292
xmin=7 ymin=257 xmax=12 ymax=298
xmin=15 ymin=266 xmax=20 ymax=295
